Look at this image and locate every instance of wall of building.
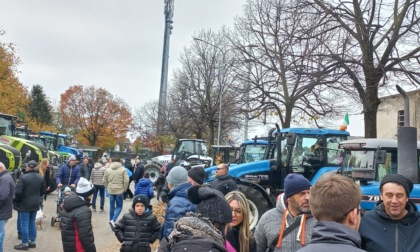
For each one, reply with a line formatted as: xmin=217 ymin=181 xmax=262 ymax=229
xmin=377 ymin=90 xmax=420 ymax=139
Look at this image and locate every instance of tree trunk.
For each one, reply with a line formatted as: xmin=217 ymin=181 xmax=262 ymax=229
xmin=363 ymin=72 xmax=382 ymax=138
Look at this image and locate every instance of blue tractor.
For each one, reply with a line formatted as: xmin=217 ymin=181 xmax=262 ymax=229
xmin=205 ymin=139 xmax=269 ymax=180
xmin=216 ymin=126 xmax=349 ymax=229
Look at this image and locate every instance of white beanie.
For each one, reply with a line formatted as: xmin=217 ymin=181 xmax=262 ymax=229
xmin=166 ymin=166 xmax=188 ymax=187
xmin=76 ymin=177 xmax=95 ymax=197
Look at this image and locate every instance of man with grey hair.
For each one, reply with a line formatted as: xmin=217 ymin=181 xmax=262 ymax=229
xmin=209 ymin=163 xmax=238 ymax=195
xmin=0 ymin=162 xmax=15 ymax=252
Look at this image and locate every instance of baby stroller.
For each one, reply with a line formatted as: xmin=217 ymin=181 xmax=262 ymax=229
xmin=50 ymin=187 xmax=72 ymax=227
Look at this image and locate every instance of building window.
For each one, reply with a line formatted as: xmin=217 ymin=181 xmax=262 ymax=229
xmin=398 ymin=110 xmax=405 ymax=127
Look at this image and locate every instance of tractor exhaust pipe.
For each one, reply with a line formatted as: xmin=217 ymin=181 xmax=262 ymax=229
xmin=396 ymin=85 xmax=418 ymax=183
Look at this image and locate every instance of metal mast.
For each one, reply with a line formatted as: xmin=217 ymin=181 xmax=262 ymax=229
xmin=157 ymin=0 xmax=174 ymax=134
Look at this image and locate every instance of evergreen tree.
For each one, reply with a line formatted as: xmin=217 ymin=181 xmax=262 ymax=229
xmin=29 ymin=84 xmax=52 ymax=124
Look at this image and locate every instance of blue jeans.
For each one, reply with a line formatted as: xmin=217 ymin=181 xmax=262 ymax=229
xmin=19 ymin=211 xmax=37 ymax=244
xmin=0 ymin=219 xmax=8 ymax=252
xmin=17 ymin=213 xmax=21 ymax=236
xmin=109 ymin=194 xmax=123 ymax=222
xmin=92 ymin=185 xmax=105 ymax=210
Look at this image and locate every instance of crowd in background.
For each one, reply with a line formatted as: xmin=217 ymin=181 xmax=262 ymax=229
xmin=1 ymin=155 xmax=419 ymax=252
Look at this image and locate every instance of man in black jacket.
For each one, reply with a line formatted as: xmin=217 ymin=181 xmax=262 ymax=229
xmin=209 ymin=163 xmax=238 ymax=195
xmin=14 ymin=160 xmax=45 ymax=250
xmin=297 ymin=174 xmax=364 ymax=252
xmin=0 ymin=162 xmax=15 ymax=252
xmin=132 ymin=159 xmax=144 ymax=185
xmin=359 ymin=174 xmax=420 ymax=252
xmin=60 ymin=177 xmax=96 ymax=252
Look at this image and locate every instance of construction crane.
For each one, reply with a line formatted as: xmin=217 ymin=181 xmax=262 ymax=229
xmin=157 ymin=0 xmax=174 ymax=134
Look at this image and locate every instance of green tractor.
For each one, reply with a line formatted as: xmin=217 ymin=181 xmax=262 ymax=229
xmin=0 ymin=112 xmax=48 ymax=168
xmin=0 ymin=113 xmax=23 ymax=180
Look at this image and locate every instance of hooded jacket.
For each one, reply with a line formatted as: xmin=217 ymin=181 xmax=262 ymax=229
xmin=209 ymin=173 xmax=238 ymax=195
xmin=254 ymin=194 xmax=315 ymax=252
xmin=359 ymin=200 xmax=420 ymax=252
xmin=114 ymin=206 xmax=161 ymax=252
xmin=102 ymin=162 xmax=129 ymax=195
xmin=297 ymin=221 xmax=365 ymax=252
xmin=0 ymin=170 xmax=15 ymax=220
xmin=158 ymin=212 xmax=227 ymax=252
xmin=90 ymin=165 xmax=106 ymax=186
xmin=134 ymin=178 xmax=154 ymax=199
xmin=56 ymin=163 xmax=81 ymax=186
xmin=160 ymin=182 xmax=197 ymax=239
xmin=60 ymin=194 xmax=96 ymax=252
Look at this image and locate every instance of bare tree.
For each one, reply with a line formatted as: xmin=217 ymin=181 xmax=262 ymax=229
xmin=231 ymin=0 xmax=351 ymax=129
xmin=302 ymin=0 xmax=420 ymax=137
xmin=167 ymin=28 xmax=243 ymax=145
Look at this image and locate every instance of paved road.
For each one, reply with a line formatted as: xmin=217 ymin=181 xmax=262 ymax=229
xmin=3 ymin=183 xmax=153 ymax=251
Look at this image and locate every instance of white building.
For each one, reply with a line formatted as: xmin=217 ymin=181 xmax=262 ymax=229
xmin=377 ymin=89 xmax=420 ymax=139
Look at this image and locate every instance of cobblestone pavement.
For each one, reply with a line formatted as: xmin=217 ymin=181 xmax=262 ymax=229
xmin=3 ymin=183 xmax=151 ymax=251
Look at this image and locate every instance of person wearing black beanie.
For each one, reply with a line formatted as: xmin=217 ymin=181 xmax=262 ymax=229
xmin=187 ymin=166 xmax=205 ymax=186
xmin=113 ymin=194 xmax=161 ymax=252
xmin=157 ymin=186 xmax=231 ymax=252
xmin=359 ymin=174 xmax=420 ymax=252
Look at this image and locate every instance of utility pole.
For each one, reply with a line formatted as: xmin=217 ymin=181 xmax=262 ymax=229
xmin=157 ymin=0 xmax=175 ymax=134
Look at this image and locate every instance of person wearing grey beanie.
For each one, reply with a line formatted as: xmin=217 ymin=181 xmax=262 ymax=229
xmin=160 ymin=166 xmax=197 ymax=241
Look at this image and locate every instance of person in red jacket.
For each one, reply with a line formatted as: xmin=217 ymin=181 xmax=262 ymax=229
xmin=60 ymin=178 xmax=96 ymax=252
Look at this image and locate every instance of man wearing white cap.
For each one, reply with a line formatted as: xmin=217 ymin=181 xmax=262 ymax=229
xmin=56 ymin=156 xmax=81 ymax=189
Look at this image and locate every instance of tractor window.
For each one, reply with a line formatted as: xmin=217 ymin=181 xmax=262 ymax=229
xmin=326 ymin=136 xmax=347 ymax=165
xmin=243 ymin=145 xmax=266 ymax=163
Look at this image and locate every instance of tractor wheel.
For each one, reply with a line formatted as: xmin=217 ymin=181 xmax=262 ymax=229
xmin=238 ymin=184 xmax=271 ymax=230
xmin=144 ymin=163 xmax=161 ymax=183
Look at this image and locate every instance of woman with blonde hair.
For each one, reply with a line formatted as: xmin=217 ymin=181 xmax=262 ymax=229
xmin=225 ymin=191 xmax=256 ymax=252
xmin=38 ymin=158 xmax=53 ymax=201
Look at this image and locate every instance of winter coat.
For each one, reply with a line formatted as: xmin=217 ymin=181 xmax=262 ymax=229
xmin=14 ymin=170 xmax=45 ymax=212
xmin=123 ymin=161 xmax=134 ymax=173
xmin=134 ymin=178 xmax=154 ymax=199
xmin=297 ymin=221 xmax=365 ymax=252
xmin=160 ymin=182 xmax=197 ymax=239
xmin=209 ymin=173 xmax=238 ymax=195
xmin=90 ymin=166 xmax=106 ymax=186
xmin=157 ymin=212 xmax=227 ymax=252
xmin=254 ymin=194 xmax=315 ymax=252
xmin=154 ymin=174 xmax=165 ymax=189
xmin=114 ymin=207 xmax=161 ymax=252
xmin=102 ymin=162 xmax=129 ymax=195
xmin=226 ymin=226 xmax=257 ymax=252
xmin=56 ymin=163 xmax=81 ymax=186
xmin=79 ymin=163 xmax=90 ymax=180
xmin=60 ymin=194 xmax=96 ymax=252
xmin=132 ymin=163 xmax=144 ymax=183
xmin=0 ymin=170 xmax=15 ymax=220
xmin=359 ymin=200 xmax=420 ymax=252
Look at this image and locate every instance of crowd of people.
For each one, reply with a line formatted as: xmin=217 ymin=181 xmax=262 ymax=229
xmin=1 ymin=156 xmax=420 ymax=252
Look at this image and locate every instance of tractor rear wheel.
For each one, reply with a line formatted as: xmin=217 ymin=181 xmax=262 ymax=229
xmin=144 ymin=163 xmax=161 ymax=183
xmin=238 ymin=184 xmax=271 ymax=230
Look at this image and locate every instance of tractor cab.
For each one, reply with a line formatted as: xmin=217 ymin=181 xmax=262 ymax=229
xmin=172 ymin=139 xmax=212 ymax=168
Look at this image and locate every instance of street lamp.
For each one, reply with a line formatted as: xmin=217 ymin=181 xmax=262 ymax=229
xmin=244 ymin=44 xmax=258 ymax=141
xmin=193 ymin=37 xmax=227 ymax=145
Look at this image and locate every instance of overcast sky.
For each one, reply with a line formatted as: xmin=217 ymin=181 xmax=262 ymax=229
xmin=0 ymin=0 xmax=364 ymax=137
